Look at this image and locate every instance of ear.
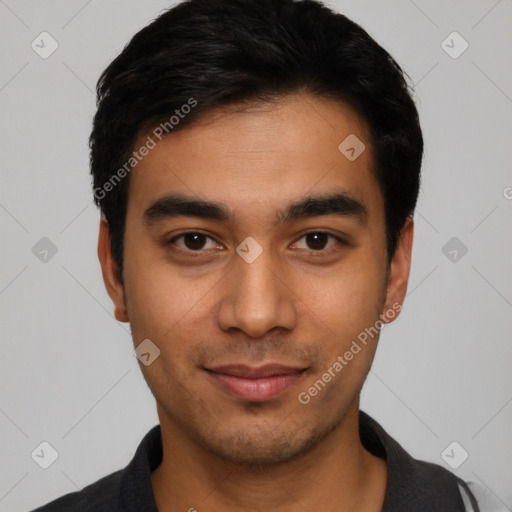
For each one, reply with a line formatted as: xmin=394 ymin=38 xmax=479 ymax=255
xmin=97 ymin=216 xmax=129 ymax=322
xmin=381 ymin=216 xmax=414 ymax=323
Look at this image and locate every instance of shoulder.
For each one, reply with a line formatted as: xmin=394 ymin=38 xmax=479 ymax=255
xmin=359 ymin=410 xmax=481 ymax=511
xmin=29 ymin=469 xmax=123 ymax=512
xmin=459 ymin=480 xmax=510 ymax=512
xmin=29 ymin=425 xmax=161 ymax=512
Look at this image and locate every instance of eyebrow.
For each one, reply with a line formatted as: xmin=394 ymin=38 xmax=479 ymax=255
xmin=143 ymin=190 xmax=368 ymax=226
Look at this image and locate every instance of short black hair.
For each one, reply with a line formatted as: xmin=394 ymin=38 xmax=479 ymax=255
xmin=90 ymin=0 xmax=422 ymax=283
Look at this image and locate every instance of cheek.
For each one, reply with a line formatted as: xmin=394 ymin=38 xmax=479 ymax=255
xmin=298 ymin=253 xmax=384 ymax=340
xmin=123 ymin=247 xmax=223 ymax=345
xmin=298 ymin=274 xmax=382 ymax=411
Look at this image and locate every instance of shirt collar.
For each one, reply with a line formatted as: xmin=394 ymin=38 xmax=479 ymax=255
xmin=359 ymin=409 xmax=467 ymax=511
xmin=120 ymin=409 xmax=466 ymax=511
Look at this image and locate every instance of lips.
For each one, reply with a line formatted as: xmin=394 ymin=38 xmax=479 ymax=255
xmin=204 ymin=364 xmax=307 ymax=402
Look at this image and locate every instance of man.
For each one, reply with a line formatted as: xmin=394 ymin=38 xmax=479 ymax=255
xmin=32 ymin=0 xmax=495 ymax=510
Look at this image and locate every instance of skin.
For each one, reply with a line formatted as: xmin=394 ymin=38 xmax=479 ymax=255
xmin=98 ymin=92 xmax=414 ymax=511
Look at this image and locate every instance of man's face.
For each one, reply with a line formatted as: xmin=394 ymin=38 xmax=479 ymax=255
xmin=102 ymin=93 xmax=409 ymax=466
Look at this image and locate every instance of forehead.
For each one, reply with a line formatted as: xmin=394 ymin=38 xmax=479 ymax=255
xmin=127 ymin=93 xmax=383 ymax=229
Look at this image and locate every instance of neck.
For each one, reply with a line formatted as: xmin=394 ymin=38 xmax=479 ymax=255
xmin=151 ymin=401 xmax=387 ymax=512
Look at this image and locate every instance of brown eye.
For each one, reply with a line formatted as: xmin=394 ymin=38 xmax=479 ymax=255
xmin=168 ymin=232 xmax=220 ymax=252
xmin=305 ymin=232 xmax=329 ymax=250
xmin=182 ymin=233 xmax=207 ymax=250
xmin=294 ymin=232 xmax=342 ymax=252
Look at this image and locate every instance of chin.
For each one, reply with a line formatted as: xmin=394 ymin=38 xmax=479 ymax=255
xmin=195 ymin=416 xmax=339 ymax=468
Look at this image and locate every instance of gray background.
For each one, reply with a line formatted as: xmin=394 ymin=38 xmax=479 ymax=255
xmin=1 ymin=0 xmax=511 ymax=510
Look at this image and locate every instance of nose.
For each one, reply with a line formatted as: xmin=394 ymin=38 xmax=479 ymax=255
xmin=216 ymin=248 xmax=298 ymax=338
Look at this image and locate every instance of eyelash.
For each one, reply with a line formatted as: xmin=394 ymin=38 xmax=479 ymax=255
xmin=166 ymin=231 xmax=346 ymax=257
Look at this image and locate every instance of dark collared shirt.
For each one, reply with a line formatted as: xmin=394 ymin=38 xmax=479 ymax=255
xmin=31 ymin=410 xmax=480 ymax=511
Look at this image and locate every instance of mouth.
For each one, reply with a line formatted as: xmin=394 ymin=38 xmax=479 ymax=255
xmin=203 ymin=364 xmax=308 ymax=402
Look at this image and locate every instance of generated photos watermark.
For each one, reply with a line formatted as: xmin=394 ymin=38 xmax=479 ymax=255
xmin=298 ymin=301 xmax=402 ymax=405
xmin=93 ymin=97 xmax=198 ymax=201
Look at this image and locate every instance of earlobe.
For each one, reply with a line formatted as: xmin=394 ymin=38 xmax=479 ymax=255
xmin=97 ymin=217 xmax=129 ymax=323
xmin=382 ymin=216 xmax=414 ymax=324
